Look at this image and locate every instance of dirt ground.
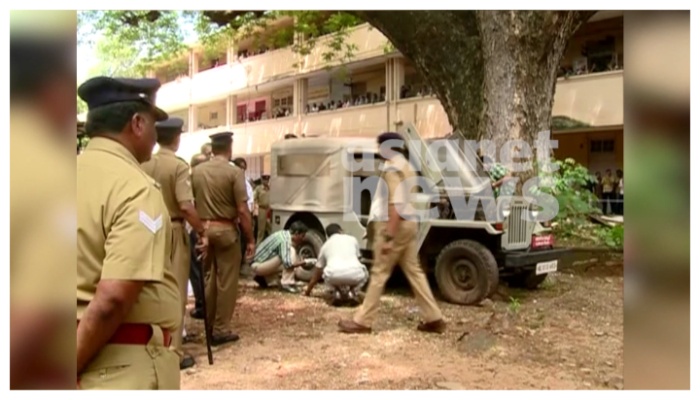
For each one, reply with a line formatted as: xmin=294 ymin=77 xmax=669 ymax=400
xmin=180 ymin=255 xmax=623 ymax=390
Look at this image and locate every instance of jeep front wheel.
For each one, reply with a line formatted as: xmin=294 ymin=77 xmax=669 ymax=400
xmin=434 ymin=239 xmax=499 ymax=305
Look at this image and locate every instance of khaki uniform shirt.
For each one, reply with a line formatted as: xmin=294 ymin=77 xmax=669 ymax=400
xmin=11 ymin=105 xmax=76 ymax=386
xmin=254 ymin=185 xmax=270 ymax=208
xmin=140 ymin=147 xmax=193 ymax=218
xmin=368 ymin=154 xmax=417 ymax=222
xmin=77 ymin=137 xmax=180 ymax=332
xmin=191 ymin=157 xmax=248 ymax=220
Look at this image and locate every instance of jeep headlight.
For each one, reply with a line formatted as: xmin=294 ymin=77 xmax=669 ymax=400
xmin=501 ymin=203 xmax=511 ymax=219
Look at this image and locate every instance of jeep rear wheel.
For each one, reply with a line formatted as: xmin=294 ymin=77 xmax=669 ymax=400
xmin=434 ymin=240 xmax=499 ymax=305
xmin=295 ymin=229 xmax=324 ymax=281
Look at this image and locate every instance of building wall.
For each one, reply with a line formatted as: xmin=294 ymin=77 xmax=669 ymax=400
xmin=554 ymin=128 xmax=624 ymax=172
xmin=196 ymin=101 xmax=226 ymax=129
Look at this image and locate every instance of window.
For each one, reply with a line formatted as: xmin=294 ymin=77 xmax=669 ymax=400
xmin=590 ymin=139 xmax=615 ymax=153
xmin=209 ymin=111 xmax=218 ymax=121
xmin=277 ymin=154 xmax=331 ymax=177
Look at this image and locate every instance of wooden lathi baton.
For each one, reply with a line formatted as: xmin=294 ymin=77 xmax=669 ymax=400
xmin=198 ymin=250 xmax=214 ymax=365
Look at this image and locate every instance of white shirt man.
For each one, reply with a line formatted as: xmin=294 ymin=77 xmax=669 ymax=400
xmin=304 ymin=224 xmax=369 ymax=305
xmin=245 ymin=177 xmax=254 ymax=212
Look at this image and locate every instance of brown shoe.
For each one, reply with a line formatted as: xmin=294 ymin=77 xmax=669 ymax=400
xmin=338 ymin=319 xmax=372 ymax=334
xmin=417 ymin=319 xmax=447 ymax=334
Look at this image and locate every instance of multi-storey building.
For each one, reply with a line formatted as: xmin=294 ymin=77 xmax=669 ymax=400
xmin=84 ymin=11 xmax=625 ymax=178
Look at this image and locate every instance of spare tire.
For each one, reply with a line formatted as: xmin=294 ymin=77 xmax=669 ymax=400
xmin=434 ymin=239 xmax=499 ymax=305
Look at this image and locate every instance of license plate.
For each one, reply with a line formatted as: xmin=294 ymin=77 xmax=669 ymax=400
xmin=536 ymin=260 xmax=558 ymax=275
xmin=532 ymin=234 xmax=554 ymax=249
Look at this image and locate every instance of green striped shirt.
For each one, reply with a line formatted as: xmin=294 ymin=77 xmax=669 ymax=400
xmin=488 ymin=162 xmax=509 ymax=197
xmin=253 ymin=230 xmax=294 ymax=269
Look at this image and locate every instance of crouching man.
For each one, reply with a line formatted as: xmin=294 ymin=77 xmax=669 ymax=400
xmin=251 ymin=221 xmax=309 ymax=293
xmin=304 ymin=224 xmax=368 ymax=306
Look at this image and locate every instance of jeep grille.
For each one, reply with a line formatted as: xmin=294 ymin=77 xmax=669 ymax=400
xmin=503 ymin=203 xmax=530 ymax=250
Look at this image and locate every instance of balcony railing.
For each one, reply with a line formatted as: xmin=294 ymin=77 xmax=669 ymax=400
xmin=552 ymin=70 xmax=624 ymax=127
xmin=174 ymin=70 xmax=624 ymax=162
xmin=297 ymin=24 xmax=390 ymax=73
xmin=156 ymin=76 xmax=192 ymax=110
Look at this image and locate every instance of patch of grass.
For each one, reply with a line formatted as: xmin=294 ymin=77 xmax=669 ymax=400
xmin=508 ymin=297 xmax=521 ymax=314
xmin=540 ymin=276 xmax=555 ymax=290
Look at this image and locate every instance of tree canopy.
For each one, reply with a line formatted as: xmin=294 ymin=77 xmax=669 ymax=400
xmin=78 ymin=11 xmax=365 ymax=74
xmin=79 ymin=10 xmax=596 ymax=177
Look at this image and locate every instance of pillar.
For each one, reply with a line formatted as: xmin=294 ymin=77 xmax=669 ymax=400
xmin=189 ymin=49 xmax=200 ymax=76
xmin=188 ymin=105 xmax=199 ymax=133
xmin=226 ymin=94 xmax=238 ymax=126
xmin=385 ymin=58 xmax=394 ymax=102
xmin=386 ymin=57 xmax=406 ymax=103
xmin=293 ymin=77 xmax=309 ymax=116
xmin=226 ymin=40 xmax=238 ymax=64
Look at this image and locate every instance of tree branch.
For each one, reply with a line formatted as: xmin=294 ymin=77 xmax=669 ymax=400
xmin=355 ymin=11 xmax=484 ymax=138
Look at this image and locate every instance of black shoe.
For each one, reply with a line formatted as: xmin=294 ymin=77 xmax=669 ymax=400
xmin=211 ymin=333 xmax=240 ymax=346
xmin=190 ymin=308 xmax=205 ymax=320
xmin=254 ymin=275 xmax=269 ymax=289
xmin=180 ymin=355 xmax=196 ymax=370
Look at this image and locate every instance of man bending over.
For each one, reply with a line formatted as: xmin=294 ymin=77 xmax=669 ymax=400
xmin=251 ymin=221 xmax=308 ymax=293
xmin=304 ymin=224 xmax=368 ymax=306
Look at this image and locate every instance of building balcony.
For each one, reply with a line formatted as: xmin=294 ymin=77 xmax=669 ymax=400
xmin=175 ymin=70 xmax=624 ymax=162
xmin=552 ymin=70 xmax=624 ymax=128
xmin=155 ymin=76 xmax=192 ymax=111
xmin=157 ymin=24 xmax=390 ymax=110
xmin=297 ymin=24 xmax=390 ymax=73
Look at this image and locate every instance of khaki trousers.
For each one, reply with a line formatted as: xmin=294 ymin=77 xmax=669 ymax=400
xmin=169 ymin=222 xmax=190 ymax=360
xmin=78 ymin=325 xmax=179 ymax=390
xmin=354 ymin=221 xmax=443 ymax=327
xmin=251 ymin=246 xmax=303 ymax=286
xmin=203 ymin=225 xmax=241 ymax=336
xmin=257 ymin=207 xmax=270 ymax=244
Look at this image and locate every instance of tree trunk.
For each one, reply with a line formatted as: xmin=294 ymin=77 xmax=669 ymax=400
xmin=356 ymin=11 xmax=484 ymax=137
xmin=477 ymin=11 xmax=595 ymax=181
xmin=359 ymin=10 xmax=595 ymax=193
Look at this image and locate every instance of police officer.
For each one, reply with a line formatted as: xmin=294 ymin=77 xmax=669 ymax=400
xmin=254 ymin=175 xmax=271 ymax=244
xmin=188 ymin=152 xmax=211 ymax=320
xmin=231 ymin=157 xmax=255 ymax=273
xmin=140 ymin=117 xmax=208 ymax=370
xmin=76 ymin=76 xmax=181 ymax=389
xmin=191 ymin=131 xmax=255 ymax=345
xmin=191 ymin=143 xmax=212 ymax=165
xmin=10 ymin=12 xmax=77 ymax=388
xmin=338 ymin=132 xmax=446 ymax=334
